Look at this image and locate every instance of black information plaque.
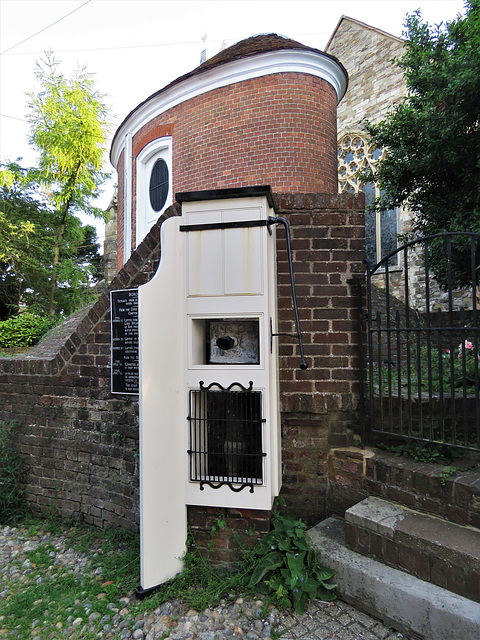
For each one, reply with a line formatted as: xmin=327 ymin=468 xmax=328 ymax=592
xmin=110 ymin=289 xmax=139 ymax=394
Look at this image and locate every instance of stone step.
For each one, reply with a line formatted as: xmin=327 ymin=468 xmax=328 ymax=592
xmin=345 ymin=496 xmax=480 ymax=603
xmin=308 ymin=516 xmax=480 ymax=640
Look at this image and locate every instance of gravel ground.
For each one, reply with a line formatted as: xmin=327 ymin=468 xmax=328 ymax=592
xmin=0 ymin=523 xmax=410 ymax=640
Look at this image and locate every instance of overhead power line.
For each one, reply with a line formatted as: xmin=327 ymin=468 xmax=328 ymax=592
xmin=0 ymin=113 xmax=28 ymax=123
xmin=1 ymin=31 xmax=334 ymax=57
xmin=0 ymin=0 xmax=92 ymax=55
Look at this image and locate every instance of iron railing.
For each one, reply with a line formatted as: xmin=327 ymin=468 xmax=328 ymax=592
xmin=361 ymin=232 xmax=480 ymax=452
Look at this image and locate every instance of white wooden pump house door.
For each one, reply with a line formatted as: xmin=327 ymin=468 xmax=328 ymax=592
xmin=137 ymin=186 xmax=306 ymax=594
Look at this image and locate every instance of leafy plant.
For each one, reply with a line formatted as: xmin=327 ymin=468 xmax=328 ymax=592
xmin=0 ymin=422 xmax=28 ymax=524
xmin=439 ymin=465 xmax=459 ymax=485
xmin=25 ymin=53 xmax=110 ymax=317
xmin=376 ymin=440 xmax=460 ymax=464
xmin=0 ymin=312 xmax=54 ymax=348
xmin=362 ymin=1 xmax=480 ymax=289
xmin=247 ymin=513 xmax=336 ymax=614
xmin=373 ymin=339 xmax=480 ymax=396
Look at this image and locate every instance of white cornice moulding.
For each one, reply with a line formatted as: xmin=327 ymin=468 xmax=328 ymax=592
xmin=111 ymin=49 xmax=348 ymax=167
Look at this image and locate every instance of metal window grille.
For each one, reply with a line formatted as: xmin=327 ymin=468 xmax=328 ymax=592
xmin=187 ymin=381 xmax=266 ymax=492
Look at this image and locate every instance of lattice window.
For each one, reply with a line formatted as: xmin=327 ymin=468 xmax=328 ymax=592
xmin=187 ymin=382 xmax=266 ymax=493
xmin=338 ymin=133 xmax=398 ymax=267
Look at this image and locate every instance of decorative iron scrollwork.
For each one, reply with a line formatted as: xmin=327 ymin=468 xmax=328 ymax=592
xmin=187 ymin=381 xmax=266 ymax=493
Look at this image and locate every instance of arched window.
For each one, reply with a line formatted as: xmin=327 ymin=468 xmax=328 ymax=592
xmin=136 ymin=137 xmax=172 ymax=247
xmin=338 ymin=133 xmax=399 ymax=267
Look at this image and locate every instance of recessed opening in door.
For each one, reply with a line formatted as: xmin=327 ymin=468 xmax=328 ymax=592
xmin=191 ymin=318 xmax=260 ymax=366
xmin=187 ymin=382 xmax=265 ymax=490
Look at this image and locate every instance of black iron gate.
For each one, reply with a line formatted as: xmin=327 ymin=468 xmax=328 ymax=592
xmin=360 ymin=232 xmax=480 ymax=452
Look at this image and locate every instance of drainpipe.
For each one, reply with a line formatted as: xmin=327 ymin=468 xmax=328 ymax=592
xmin=123 ymin=132 xmax=133 ymax=263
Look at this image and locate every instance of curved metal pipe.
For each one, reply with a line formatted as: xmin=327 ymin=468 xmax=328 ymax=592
xmin=268 ymin=216 xmax=308 ymax=370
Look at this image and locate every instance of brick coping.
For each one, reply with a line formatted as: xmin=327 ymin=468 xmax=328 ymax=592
xmin=328 ymin=446 xmax=480 ymax=529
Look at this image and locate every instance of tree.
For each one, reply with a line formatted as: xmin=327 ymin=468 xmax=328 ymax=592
xmin=363 ymin=0 xmax=480 ymax=288
xmin=0 ymin=164 xmax=51 ymax=319
xmin=0 ymin=162 xmax=104 ymax=320
xmin=26 ymin=53 xmax=110 ymax=316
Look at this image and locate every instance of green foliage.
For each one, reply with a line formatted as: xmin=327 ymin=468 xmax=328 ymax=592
xmin=0 ymin=164 xmax=53 ymax=319
xmin=136 ymin=512 xmax=335 ymax=616
xmin=439 ymin=465 xmax=459 ymax=485
xmin=376 ymin=441 xmax=463 ymax=484
xmin=0 ymin=162 xmax=104 ymax=319
xmin=26 ymin=53 xmax=111 ymax=222
xmin=0 ymin=423 xmax=27 ymax=524
xmin=0 ymin=517 xmax=139 ymax=638
xmin=376 ymin=438 xmax=469 ymax=464
xmin=374 ymin=339 xmax=480 ymax=396
xmin=0 ymin=313 xmax=54 ymax=348
xmin=363 ymin=1 xmax=480 ymax=287
xmin=247 ymin=513 xmax=336 ymax=614
xmin=377 ymin=440 xmax=448 ymax=463
xmin=25 ymin=53 xmax=110 ymax=317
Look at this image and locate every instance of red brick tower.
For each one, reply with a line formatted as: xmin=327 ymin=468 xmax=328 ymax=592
xmin=111 ymin=33 xmax=348 ymax=268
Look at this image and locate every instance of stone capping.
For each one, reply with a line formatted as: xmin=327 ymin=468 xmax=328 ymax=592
xmin=345 ymin=496 xmax=480 ymax=602
xmin=272 ymin=191 xmax=365 ymax=212
xmin=0 ymin=203 xmax=181 ymax=378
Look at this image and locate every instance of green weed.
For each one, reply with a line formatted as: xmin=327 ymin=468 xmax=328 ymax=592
xmin=439 ymin=465 xmax=459 ymax=485
xmin=246 ymin=513 xmax=336 ymax=614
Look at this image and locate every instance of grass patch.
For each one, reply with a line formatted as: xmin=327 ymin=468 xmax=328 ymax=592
xmin=372 ymin=340 xmax=480 ymax=396
xmin=0 ymin=516 xmax=140 ymax=639
xmin=1 ymin=509 xmax=335 ymax=636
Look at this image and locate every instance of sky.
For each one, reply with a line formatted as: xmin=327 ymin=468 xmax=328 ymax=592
xmin=0 ymin=0 xmax=467 ymax=244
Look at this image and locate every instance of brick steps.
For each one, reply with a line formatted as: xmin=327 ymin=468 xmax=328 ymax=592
xmin=309 ymin=517 xmax=480 ymax=640
xmin=345 ymin=496 xmax=480 ymax=603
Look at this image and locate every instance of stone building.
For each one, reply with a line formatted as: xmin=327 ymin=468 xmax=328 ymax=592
xmin=326 ymin=16 xmax=474 ymax=311
xmin=326 ymin=19 xmax=408 ymax=290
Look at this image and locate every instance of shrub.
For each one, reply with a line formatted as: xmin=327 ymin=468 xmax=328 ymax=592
xmin=0 ymin=423 xmax=27 ymax=524
xmin=0 ymin=313 xmax=54 ymax=348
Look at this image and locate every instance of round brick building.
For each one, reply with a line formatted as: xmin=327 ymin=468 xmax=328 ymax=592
xmin=111 ymin=33 xmax=348 ymax=267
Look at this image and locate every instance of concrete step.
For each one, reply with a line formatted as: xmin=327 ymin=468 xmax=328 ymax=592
xmin=308 ymin=516 xmax=480 ymax=640
xmin=345 ymin=496 xmax=480 ymax=603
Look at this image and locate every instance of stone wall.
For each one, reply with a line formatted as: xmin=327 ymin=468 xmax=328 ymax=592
xmin=325 ymin=17 xmax=406 ymax=134
xmin=0 ymin=192 xmax=364 ymax=531
xmin=327 ymin=17 xmax=474 ymax=313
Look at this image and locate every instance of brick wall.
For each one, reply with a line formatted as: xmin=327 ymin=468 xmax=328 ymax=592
xmin=0 ymin=193 xmax=364 ymax=531
xmin=117 ymin=72 xmax=338 ymax=266
xmin=0 ymin=205 xmax=179 ymax=531
xmin=327 ymin=447 xmax=480 ymax=530
xmin=273 ymin=192 xmax=365 ymax=523
xmin=187 ymin=506 xmax=271 ymax=564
